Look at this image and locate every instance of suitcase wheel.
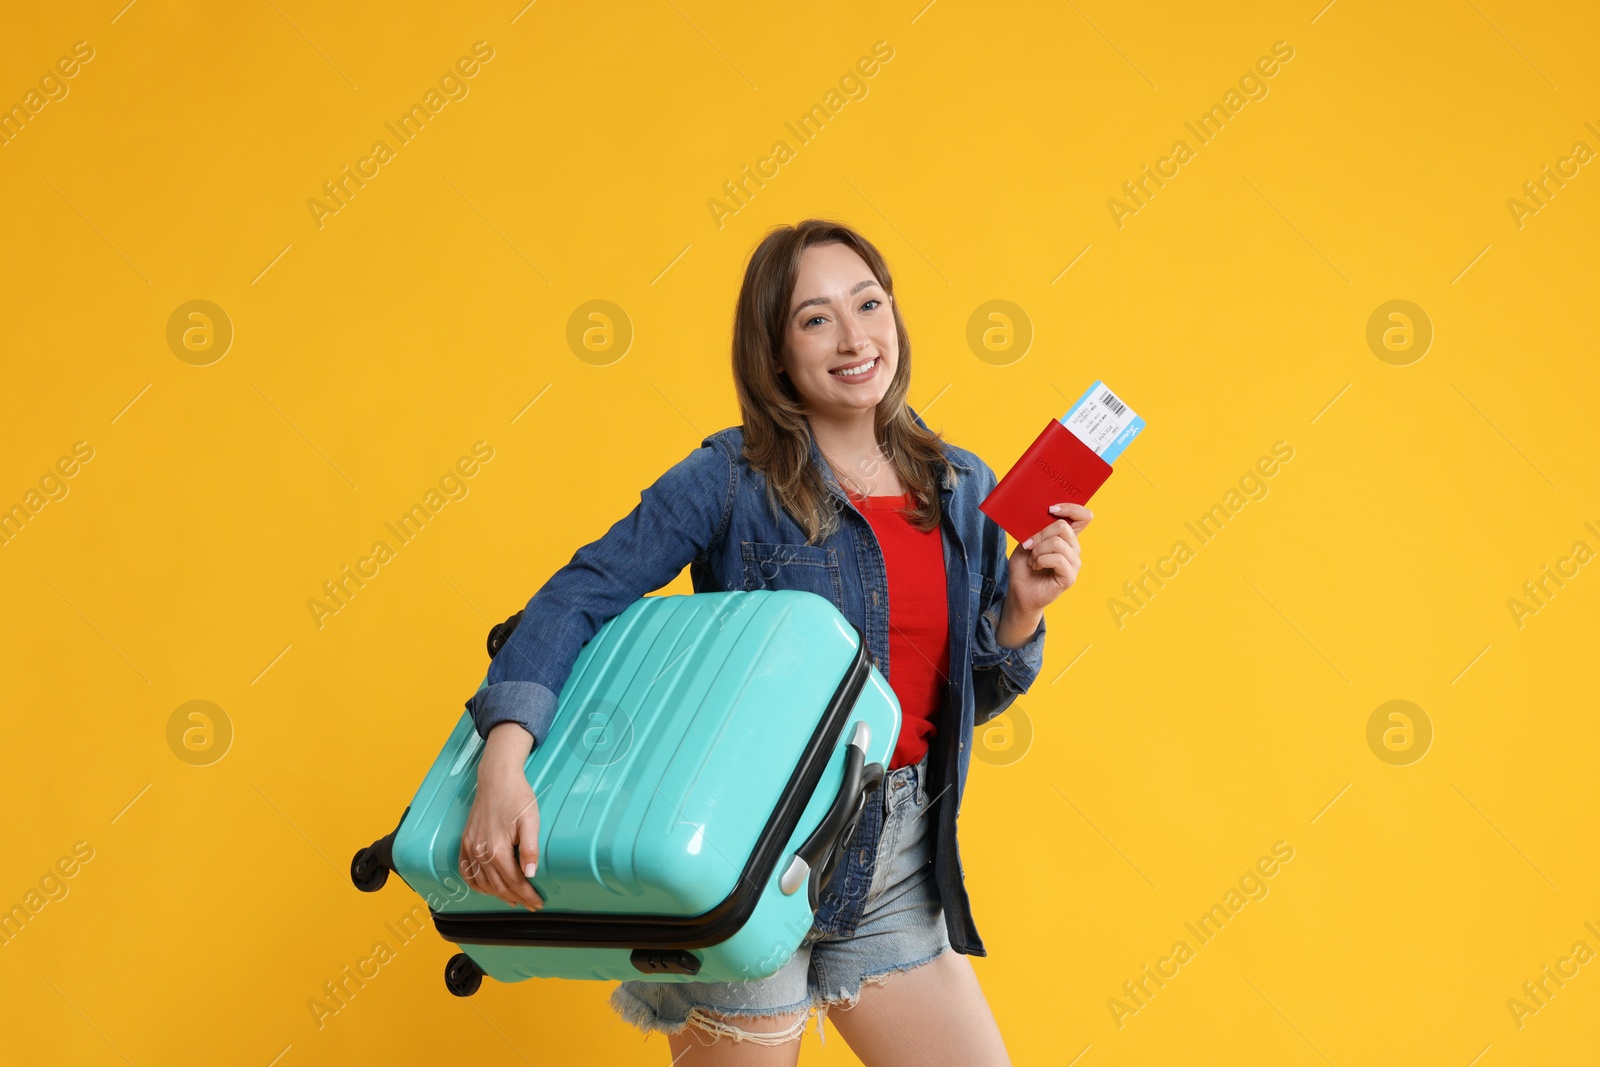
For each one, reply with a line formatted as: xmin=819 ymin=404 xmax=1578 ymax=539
xmin=349 ymin=845 xmax=390 ymax=893
xmin=350 ymin=817 xmax=405 ymax=894
xmin=445 ymin=953 xmax=484 ymax=997
xmin=487 ymin=610 xmax=524 ymax=659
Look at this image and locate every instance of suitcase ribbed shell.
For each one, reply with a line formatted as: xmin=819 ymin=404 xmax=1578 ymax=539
xmin=390 ymin=590 xmax=901 ymax=983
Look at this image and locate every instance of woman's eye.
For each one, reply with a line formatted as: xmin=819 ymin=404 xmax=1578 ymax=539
xmin=802 ymin=298 xmax=878 ymax=327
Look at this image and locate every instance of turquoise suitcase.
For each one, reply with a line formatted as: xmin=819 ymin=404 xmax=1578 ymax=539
xmin=351 ymin=590 xmax=902 ymax=996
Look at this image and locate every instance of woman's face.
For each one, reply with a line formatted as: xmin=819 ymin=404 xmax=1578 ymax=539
xmin=777 ymin=242 xmax=898 ymax=417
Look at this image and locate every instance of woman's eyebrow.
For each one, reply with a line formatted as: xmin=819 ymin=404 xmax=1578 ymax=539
xmin=791 ymin=278 xmax=881 ymax=317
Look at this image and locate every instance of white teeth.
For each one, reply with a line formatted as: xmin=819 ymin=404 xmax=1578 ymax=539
xmin=831 ymin=357 xmax=877 ymax=377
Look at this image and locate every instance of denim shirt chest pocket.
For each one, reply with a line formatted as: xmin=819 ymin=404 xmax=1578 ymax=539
xmin=739 ymin=541 xmax=845 ymax=611
xmin=968 ymin=568 xmax=994 ymax=624
xmin=960 ymin=566 xmax=998 ymax=643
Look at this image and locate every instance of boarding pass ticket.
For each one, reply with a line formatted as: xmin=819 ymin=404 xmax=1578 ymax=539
xmin=1061 ymin=380 xmax=1145 ymax=463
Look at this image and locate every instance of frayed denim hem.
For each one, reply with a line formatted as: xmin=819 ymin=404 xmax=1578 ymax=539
xmin=812 ymin=943 xmax=950 ymax=1044
xmin=610 ymin=983 xmax=819 ymax=1048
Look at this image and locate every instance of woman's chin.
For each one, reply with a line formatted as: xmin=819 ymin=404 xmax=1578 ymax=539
xmin=803 ymin=377 xmax=892 ymax=414
xmin=808 ymin=393 xmax=886 ymax=418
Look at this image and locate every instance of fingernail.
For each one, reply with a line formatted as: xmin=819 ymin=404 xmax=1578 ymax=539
xmin=1021 ymin=538 xmax=1033 ymax=549
xmin=524 ymin=861 xmax=537 ymax=878
xmin=1049 ymin=504 xmax=1061 ymax=513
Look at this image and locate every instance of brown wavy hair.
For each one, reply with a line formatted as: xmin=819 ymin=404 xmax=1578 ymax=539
xmin=731 ymin=218 xmax=959 ymax=545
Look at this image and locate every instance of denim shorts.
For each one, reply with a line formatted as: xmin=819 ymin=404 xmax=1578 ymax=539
xmin=610 ymin=750 xmax=950 ymax=1047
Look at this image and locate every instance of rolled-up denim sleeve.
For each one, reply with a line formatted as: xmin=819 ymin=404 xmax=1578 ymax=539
xmin=969 ymin=462 xmax=1047 ymax=726
xmin=466 ymin=435 xmax=737 ymax=744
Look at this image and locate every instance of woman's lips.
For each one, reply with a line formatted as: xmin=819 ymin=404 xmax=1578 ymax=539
xmin=829 ymin=356 xmax=879 ymax=382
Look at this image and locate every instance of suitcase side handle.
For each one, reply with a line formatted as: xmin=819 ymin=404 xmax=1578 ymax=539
xmin=780 ymin=722 xmax=883 ymax=910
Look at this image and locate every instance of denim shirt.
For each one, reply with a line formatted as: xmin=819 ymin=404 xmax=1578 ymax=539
xmin=465 ymin=407 xmax=1047 ymax=957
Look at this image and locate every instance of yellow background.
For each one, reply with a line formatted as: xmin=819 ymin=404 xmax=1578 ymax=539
xmin=2 ymin=0 xmax=1597 ymax=1063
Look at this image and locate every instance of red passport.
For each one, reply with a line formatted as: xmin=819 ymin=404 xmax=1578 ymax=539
xmin=979 ymin=418 xmax=1114 ymax=544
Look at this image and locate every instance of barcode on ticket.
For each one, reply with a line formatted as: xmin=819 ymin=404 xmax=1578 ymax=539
xmin=1060 ymin=380 xmax=1145 ymax=463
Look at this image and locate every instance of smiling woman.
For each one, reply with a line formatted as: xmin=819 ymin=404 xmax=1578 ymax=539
xmin=456 ymin=217 xmax=1082 ymax=1065
xmin=780 ymin=259 xmax=900 ymax=430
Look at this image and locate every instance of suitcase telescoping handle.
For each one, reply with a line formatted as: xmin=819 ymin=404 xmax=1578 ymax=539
xmin=779 ymin=721 xmax=884 ymax=910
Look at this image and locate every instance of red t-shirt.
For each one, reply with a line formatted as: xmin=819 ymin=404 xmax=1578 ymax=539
xmin=849 ymin=490 xmax=950 ymax=770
